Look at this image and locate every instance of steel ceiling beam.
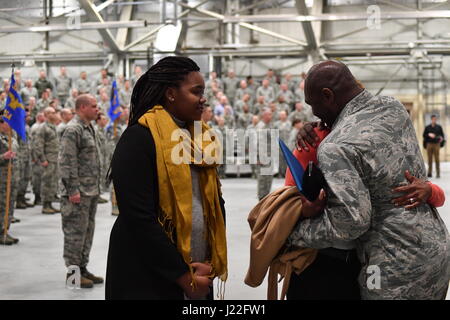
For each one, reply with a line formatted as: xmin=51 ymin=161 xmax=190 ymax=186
xmin=116 ymin=0 xmax=135 ymax=49
xmin=96 ymin=0 xmax=116 ymax=13
xmin=79 ymin=0 xmax=121 ymax=53
xmin=178 ymin=2 xmax=307 ymax=47
xmin=123 ymin=0 xmax=210 ymax=51
xmin=222 ymin=10 xmax=450 ymax=23
xmin=0 ymin=20 xmax=147 ymax=33
xmin=295 ymin=0 xmax=317 ymax=50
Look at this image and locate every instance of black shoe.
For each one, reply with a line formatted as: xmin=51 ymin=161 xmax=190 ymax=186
xmin=11 ymin=217 xmax=21 ymax=223
xmin=6 ymin=233 xmax=19 ymax=244
xmin=427 ymin=173 xmax=432 ymax=178
xmin=80 ymin=267 xmax=104 ymax=284
xmin=0 ymin=236 xmax=14 ymax=245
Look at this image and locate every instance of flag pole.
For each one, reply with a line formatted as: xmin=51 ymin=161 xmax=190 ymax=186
xmin=3 ymin=63 xmax=15 ymax=241
xmin=3 ymin=127 xmax=12 ymax=242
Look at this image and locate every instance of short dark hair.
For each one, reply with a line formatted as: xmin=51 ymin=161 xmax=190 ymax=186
xmin=431 ymin=114 xmax=437 ymax=118
xmin=128 ymin=56 xmax=200 ymax=126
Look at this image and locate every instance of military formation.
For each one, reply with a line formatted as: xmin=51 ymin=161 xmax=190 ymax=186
xmin=0 ymin=65 xmax=313 ymax=245
xmin=204 ymin=69 xmax=316 ymax=200
xmin=0 ymin=66 xmax=135 ymax=250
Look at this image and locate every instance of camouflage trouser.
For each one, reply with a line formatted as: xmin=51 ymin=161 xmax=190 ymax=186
xmin=17 ymin=156 xmax=31 ymax=198
xmin=0 ymin=165 xmax=19 ymax=231
xmin=32 ymin=162 xmax=43 ymax=196
xmin=41 ymin=162 xmax=58 ymax=202
xmin=256 ymin=165 xmax=273 ymax=200
xmin=218 ymin=164 xmax=226 ymax=178
xmin=61 ymin=195 xmax=99 ymax=268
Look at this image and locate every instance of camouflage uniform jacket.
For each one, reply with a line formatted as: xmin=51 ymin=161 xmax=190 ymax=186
xmin=288 ymin=90 xmax=450 ymax=299
xmin=59 ymin=115 xmax=101 ymax=197
xmin=35 ymin=122 xmax=59 ymax=163
xmin=0 ymin=131 xmax=19 ymax=167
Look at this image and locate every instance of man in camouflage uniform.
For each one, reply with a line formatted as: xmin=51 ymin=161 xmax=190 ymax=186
xmin=30 ymin=112 xmax=45 ymax=205
xmin=94 ymin=112 xmax=110 ymax=200
xmin=255 ymin=108 xmax=277 ymax=200
xmin=59 ymin=94 xmax=103 ymax=288
xmin=246 ymin=115 xmax=259 ymax=178
xmin=0 ymin=113 xmax=20 ymax=245
xmin=56 ymin=108 xmax=74 ymax=140
xmin=16 ymin=109 xmax=33 ymax=209
xmin=288 ymin=61 xmax=449 ymax=300
xmin=105 ymin=108 xmax=127 ymax=215
xmin=65 ymin=88 xmax=78 ymax=110
xmin=35 ymin=107 xmax=60 ymax=214
xmin=34 ymin=70 xmax=53 ymax=98
xmin=274 ymin=110 xmax=291 ymax=178
xmin=213 ymin=117 xmax=227 ymax=179
xmin=54 ymin=66 xmax=72 ymax=106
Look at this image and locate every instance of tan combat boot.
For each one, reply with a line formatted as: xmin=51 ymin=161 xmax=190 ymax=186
xmin=66 ymin=272 xmax=94 ymax=288
xmin=81 ymin=267 xmax=104 ymax=284
xmin=42 ymin=202 xmax=60 ymax=214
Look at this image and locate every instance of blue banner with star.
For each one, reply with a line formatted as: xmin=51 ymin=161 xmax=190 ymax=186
xmin=1 ymin=73 xmax=26 ymax=141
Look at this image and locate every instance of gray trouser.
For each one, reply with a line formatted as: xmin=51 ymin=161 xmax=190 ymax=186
xmin=41 ymin=162 xmax=58 ymax=202
xmin=256 ymin=165 xmax=273 ymax=200
xmin=32 ymin=162 xmax=43 ymax=196
xmin=0 ymin=165 xmax=18 ymax=230
xmin=61 ymin=195 xmax=99 ymax=267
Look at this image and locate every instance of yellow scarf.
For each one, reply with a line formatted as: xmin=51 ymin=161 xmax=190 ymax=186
xmin=138 ymin=105 xmax=228 ymax=285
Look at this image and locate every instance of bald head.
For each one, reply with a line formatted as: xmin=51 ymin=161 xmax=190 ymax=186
xmin=304 ymin=60 xmax=363 ymax=126
xmin=75 ymin=94 xmax=95 ymax=110
xmin=305 ymin=61 xmax=358 ymax=96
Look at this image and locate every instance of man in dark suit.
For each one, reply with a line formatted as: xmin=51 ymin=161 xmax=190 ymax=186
xmin=423 ymin=115 xmax=445 ymax=178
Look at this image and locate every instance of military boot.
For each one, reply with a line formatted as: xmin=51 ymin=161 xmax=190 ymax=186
xmin=16 ymin=196 xmax=27 ymax=209
xmin=0 ymin=236 xmax=14 ymax=246
xmin=80 ymin=267 xmax=104 ymax=284
xmin=97 ymin=196 xmax=108 ymax=204
xmin=6 ymin=233 xmax=19 ymax=244
xmin=34 ymin=194 xmax=41 ymax=206
xmin=0 ymin=232 xmax=15 ymax=245
xmin=66 ymin=273 xmax=94 ymax=289
xmin=42 ymin=202 xmax=60 ymax=214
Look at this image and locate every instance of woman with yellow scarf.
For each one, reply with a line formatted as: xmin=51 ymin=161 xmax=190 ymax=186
xmin=105 ymin=57 xmax=227 ymax=300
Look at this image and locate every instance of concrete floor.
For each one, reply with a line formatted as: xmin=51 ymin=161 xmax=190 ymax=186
xmin=0 ymin=164 xmax=449 ymax=300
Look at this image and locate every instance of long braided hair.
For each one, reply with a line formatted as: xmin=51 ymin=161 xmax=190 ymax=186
xmin=128 ymin=56 xmax=200 ymax=126
xmin=106 ymin=56 xmax=200 ymax=184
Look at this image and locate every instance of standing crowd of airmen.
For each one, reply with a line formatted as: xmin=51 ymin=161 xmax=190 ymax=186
xmin=0 ymin=65 xmax=133 ymax=262
xmin=0 ymin=64 xmax=314 ymax=286
xmin=200 ymin=68 xmax=317 ymax=200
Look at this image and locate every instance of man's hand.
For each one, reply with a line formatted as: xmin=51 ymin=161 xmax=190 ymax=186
xmin=391 ymin=170 xmax=432 ymax=210
xmin=300 ymin=189 xmax=327 ymax=219
xmin=69 ymin=192 xmax=81 ymax=204
xmin=41 ymin=160 xmax=49 ymax=167
xmin=176 ymin=270 xmax=212 ymax=299
xmin=428 ymin=133 xmax=436 ymax=139
xmin=296 ymin=121 xmax=320 ymax=152
xmin=2 ymin=151 xmax=16 ymax=160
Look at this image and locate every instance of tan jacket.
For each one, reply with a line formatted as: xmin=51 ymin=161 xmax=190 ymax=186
xmin=245 ymin=186 xmax=317 ymax=300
